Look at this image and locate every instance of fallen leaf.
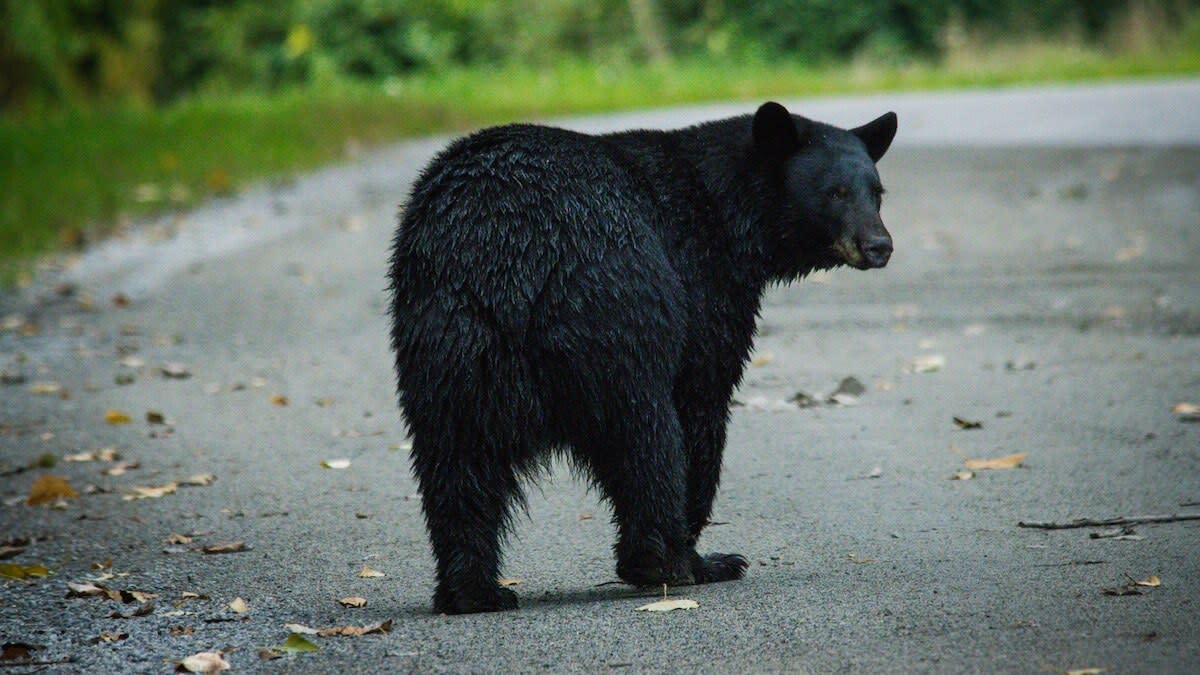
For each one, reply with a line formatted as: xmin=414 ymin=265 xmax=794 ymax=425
xmin=964 ymin=453 xmax=1026 ymax=470
xmin=165 ymin=533 xmax=193 ymax=545
xmin=229 ymin=597 xmax=249 ymax=613
xmin=1173 ymin=402 xmax=1199 ymax=414
xmin=317 ymin=619 xmax=392 ymax=637
xmin=28 ymin=381 xmax=62 ymax=395
xmin=498 ymin=578 xmax=522 ymax=587
xmin=180 ymin=591 xmax=208 ymax=601
xmin=257 ymin=648 xmax=284 ymax=660
xmin=635 ymin=598 xmax=699 ymax=612
xmin=270 ymin=394 xmax=289 ymax=406
xmin=338 ymin=596 xmax=367 ymax=608
xmin=178 ymin=650 xmax=230 ymax=672
xmin=1 ymin=563 xmax=50 ymax=580
xmin=321 ymin=459 xmax=351 ymax=470
xmin=182 ymin=473 xmax=216 ymax=486
xmin=123 ymin=482 xmax=177 ymax=500
xmin=0 ymin=643 xmax=39 ymax=662
xmin=105 ymin=409 xmax=133 ymax=425
xmin=952 ymin=416 xmax=983 ymax=430
xmin=950 ymin=470 xmax=976 ymax=481
xmin=750 ymin=352 xmax=774 ymax=367
xmin=1136 ymin=575 xmax=1161 ymax=587
xmin=315 ymin=397 xmax=335 ymax=407
xmin=1101 ymin=584 xmax=1142 ymax=596
xmin=64 ymin=448 xmax=119 ymax=463
xmin=118 ymin=356 xmax=145 ymax=369
xmin=278 ymin=633 xmax=320 ymax=653
xmin=90 ymin=631 xmax=128 ymax=644
xmin=202 ymin=541 xmax=247 ymax=554
xmin=357 ymin=565 xmax=384 ymax=578
xmin=27 ymin=475 xmax=78 ymax=505
xmin=1066 ymin=669 xmax=1105 ymax=675
xmin=170 ymin=625 xmax=195 ymax=636
xmin=160 ymin=363 xmax=192 ymax=379
xmin=284 ymin=622 xmax=320 ymax=635
xmin=146 ymin=411 xmax=167 ymax=425
xmin=0 ymin=545 xmax=26 ymax=560
xmin=102 ymin=461 xmax=140 ymax=476
xmin=907 ymin=354 xmax=946 ymax=373
xmin=109 ymin=600 xmax=154 ymax=618
xmin=66 ymin=581 xmax=107 ymax=597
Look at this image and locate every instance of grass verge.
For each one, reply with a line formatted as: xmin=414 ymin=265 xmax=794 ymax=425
xmin=3 ymin=42 xmax=1199 ymax=283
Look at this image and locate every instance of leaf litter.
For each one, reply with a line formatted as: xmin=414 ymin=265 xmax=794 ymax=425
xmin=964 ymin=452 xmax=1026 ymax=470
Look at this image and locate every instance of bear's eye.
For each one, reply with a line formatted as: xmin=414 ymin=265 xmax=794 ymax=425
xmin=831 ymin=185 xmax=849 ymax=200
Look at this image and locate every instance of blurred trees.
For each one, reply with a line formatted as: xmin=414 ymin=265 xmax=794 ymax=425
xmin=3 ymin=0 xmax=1197 ymax=111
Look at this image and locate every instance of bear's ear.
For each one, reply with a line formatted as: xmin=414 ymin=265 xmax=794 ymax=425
xmin=753 ymin=102 xmax=811 ymax=161
xmin=851 ymin=111 xmax=898 ymax=163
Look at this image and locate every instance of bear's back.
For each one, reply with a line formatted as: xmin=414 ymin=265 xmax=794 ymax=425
xmin=391 ymin=124 xmax=686 ymax=343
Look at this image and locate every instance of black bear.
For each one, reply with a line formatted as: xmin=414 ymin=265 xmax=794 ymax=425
xmin=389 ymin=101 xmax=897 ymax=614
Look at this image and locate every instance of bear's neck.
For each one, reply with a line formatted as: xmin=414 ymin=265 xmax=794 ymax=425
xmin=673 ymin=117 xmax=818 ymax=287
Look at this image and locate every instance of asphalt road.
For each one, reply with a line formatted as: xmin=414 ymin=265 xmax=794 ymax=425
xmin=2 ymin=80 xmax=1199 ymax=673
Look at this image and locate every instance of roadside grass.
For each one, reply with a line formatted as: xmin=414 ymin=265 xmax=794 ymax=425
xmin=3 ymin=40 xmax=1199 ymax=283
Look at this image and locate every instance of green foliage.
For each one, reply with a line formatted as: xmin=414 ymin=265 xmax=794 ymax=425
xmin=4 ymin=0 xmax=1198 ymax=111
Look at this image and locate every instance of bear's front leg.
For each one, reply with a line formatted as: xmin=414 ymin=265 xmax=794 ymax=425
xmin=680 ymin=400 xmax=749 ymax=584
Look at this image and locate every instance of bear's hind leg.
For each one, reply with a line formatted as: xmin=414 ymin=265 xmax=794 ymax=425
xmin=412 ymin=433 xmax=522 ymax=615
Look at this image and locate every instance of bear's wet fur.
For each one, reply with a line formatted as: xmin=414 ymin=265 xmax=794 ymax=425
xmin=389 ymin=102 xmax=897 ymax=614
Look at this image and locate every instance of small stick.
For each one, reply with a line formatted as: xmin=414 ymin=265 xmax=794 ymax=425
xmin=1018 ymin=513 xmax=1200 ymax=530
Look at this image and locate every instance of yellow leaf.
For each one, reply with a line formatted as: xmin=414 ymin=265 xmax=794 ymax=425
xmin=356 ymin=565 xmax=384 ymax=578
xmin=27 ymin=475 xmax=78 ymax=505
xmin=229 ymin=597 xmax=249 ymax=614
xmin=278 ymin=633 xmax=319 ymax=653
xmin=635 ymin=598 xmax=699 ymax=612
xmin=1135 ymin=575 xmax=1161 ymax=587
xmin=104 ymin=409 xmax=133 ymax=425
xmin=338 ymin=596 xmax=367 ymax=608
xmin=285 ymin=24 xmax=315 ymax=59
xmin=964 ymin=452 xmax=1026 ymax=470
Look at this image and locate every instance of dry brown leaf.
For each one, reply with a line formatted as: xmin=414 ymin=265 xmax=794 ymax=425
xmin=146 ymin=411 xmax=167 ymax=425
xmin=357 ymin=565 xmax=384 ymax=578
xmin=1173 ymin=402 xmax=1199 ymax=414
xmin=338 ymin=596 xmax=367 ymax=608
xmin=316 ymin=619 xmax=393 ymax=637
xmin=284 ymin=622 xmax=320 ymax=635
xmin=1066 ymin=669 xmax=1105 ymax=675
xmin=635 ymin=598 xmax=699 ymax=612
xmin=104 ymin=409 xmax=133 ymax=425
xmin=66 ymin=581 xmax=107 ymax=597
xmin=92 ymin=631 xmax=128 ymax=643
xmin=964 ymin=452 xmax=1027 ymax=470
xmin=228 ymin=597 xmax=249 ymax=613
xmin=182 ymin=473 xmax=216 ymax=486
xmin=321 ymin=459 xmax=351 ymax=470
xmin=270 ymin=394 xmax=289 ymax=406
xmin=178 ymin=651 xmax=230 ymax=673
xmin=123 ymin=482 xmax=178 ymax=500
xmin=202 ymin=541 xmax=247 ymax=554
xmin=165 ymin=533 xmax=193 ymax=545
xmin=1135 ymin=575 xmax=1161 ymax=587
xmin=102 ymin=461 xmax=140 ymax=476
xmin=170 ymin=625 xmax=195 ymax=636
xmin=498 ymin=578 xmax=522 ymax=587
xmin=950 ymin=470 xmax=976 ymax=481
xmin=749 ymin=352 xmax=774 ymax=367
xmin=27 ymin=475 xmax=78 ymax=505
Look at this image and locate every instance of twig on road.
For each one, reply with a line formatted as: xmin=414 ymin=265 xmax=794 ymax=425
xmin=1018 ymin=513 xmax=1200 ymax=530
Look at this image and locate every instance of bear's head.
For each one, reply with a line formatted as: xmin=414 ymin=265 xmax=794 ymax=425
xmin=753 ymin=101 xmax=897 ymax=276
